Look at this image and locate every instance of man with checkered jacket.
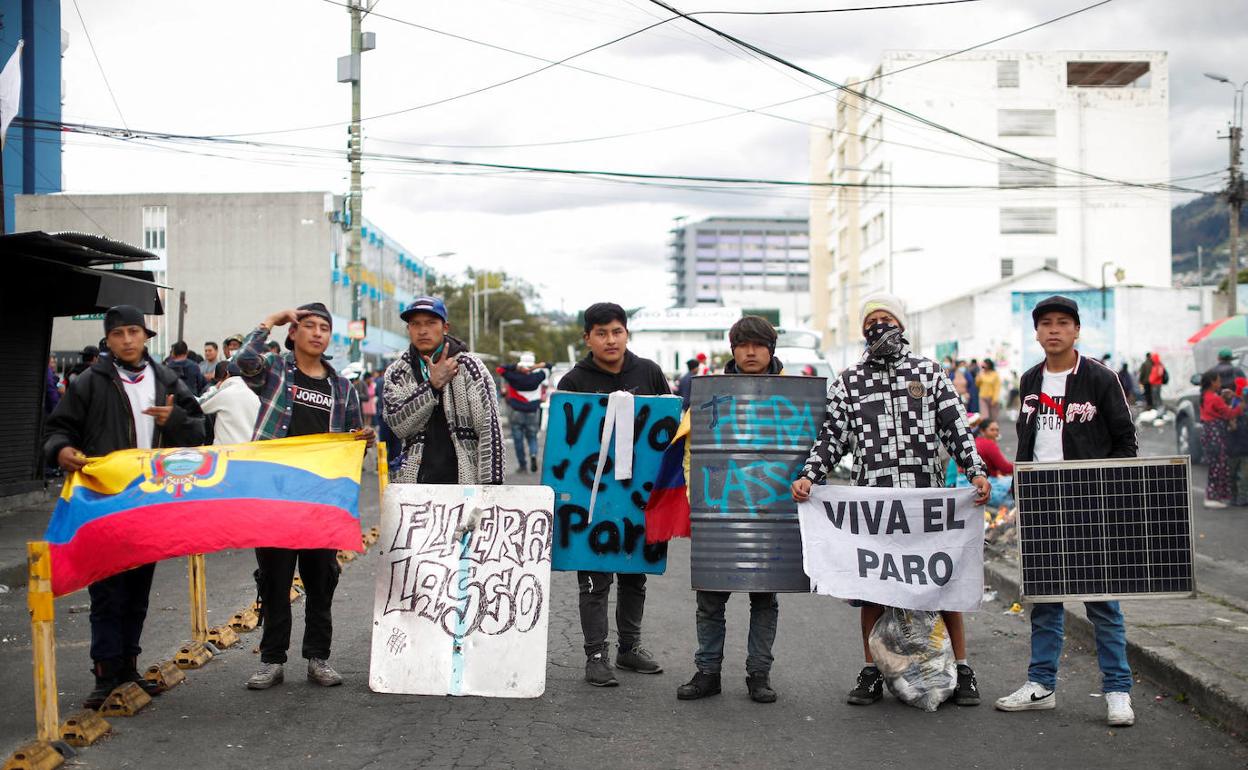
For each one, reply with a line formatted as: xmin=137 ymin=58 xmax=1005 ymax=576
xmin=791 ymin=292 xmax=990 ymax=708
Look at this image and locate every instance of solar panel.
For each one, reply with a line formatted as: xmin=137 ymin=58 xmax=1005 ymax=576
xmin=1014 ymin=455 xmax=1195 ymax=602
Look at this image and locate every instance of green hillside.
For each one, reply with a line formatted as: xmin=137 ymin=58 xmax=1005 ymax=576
xmin=1173 ymin=193 xmax=1248 ymax=278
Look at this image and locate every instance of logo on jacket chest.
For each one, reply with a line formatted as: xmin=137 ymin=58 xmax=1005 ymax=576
xmin=907 ymin=380 xmax=925 ymax=399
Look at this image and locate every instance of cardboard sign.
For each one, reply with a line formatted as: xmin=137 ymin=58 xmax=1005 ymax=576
xmin=369 ymin=484 xmax=554 ymax=698
xmin=798 ymin=485 xmax=983 ymax=611
xmin=542 ymin=392 xmax=680 ymax=574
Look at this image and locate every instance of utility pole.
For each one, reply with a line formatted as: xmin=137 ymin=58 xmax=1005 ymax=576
xmin=1205 ymin=73 xmax=1246 ymax=318
xmin=338 ymin=1 xmax=375 ymax=362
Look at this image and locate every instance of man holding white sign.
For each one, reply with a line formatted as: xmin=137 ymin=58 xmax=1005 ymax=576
xmin=791 ymin=293 xmax=989 ymax=708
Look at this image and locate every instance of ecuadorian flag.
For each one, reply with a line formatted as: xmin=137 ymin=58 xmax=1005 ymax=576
xmin=46 ymin=433 xmax=367 ymax=597
xmin=644 ymin=411 xmax=691 ymax=544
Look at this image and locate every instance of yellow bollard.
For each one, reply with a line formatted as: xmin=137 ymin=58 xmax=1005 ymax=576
xmin=4 ymin=542 xmax=67 ymax=769
xmin=188 ymin=554 xmax=209 ymax=643
xmin=377 ymin=442 xmax=388 ymax=503
xmin=28 ymin=542 xmax=59 ymax=744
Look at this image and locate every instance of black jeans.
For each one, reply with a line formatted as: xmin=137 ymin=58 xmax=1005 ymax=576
xmin=578 ymin=570 xmax=646 ymax=656
xmin=255 ymin=548 xmax=340 ymax=664
xmin=88 ymin=563 xmax=157 ymax=662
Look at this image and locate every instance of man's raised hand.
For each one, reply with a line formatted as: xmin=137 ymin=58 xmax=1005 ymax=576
xmin=425 ymin=353 xmax=459 ymax=390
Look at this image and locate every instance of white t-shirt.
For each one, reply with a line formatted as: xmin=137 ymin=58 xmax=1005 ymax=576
xmin=199 ymin=377 xmax=261 ymax=445
xmin=1033 ymin=367 xmax=1071 ymax=462
xmin=118 ymin=364 xmax=157 ymax=450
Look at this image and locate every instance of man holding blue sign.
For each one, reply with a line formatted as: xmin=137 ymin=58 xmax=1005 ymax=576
xmin=791 ymin=293 xmax=989 ymax=708
xmin=557 ymin=302 xmax=671 ymax=688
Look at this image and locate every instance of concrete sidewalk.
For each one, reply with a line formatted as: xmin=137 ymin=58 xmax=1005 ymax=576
xmin=0 ymin=487 xmax=58 ymax=590
xmin=985 ymin=547 xmax=1248 ymax=737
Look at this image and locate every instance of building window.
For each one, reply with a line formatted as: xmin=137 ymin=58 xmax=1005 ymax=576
xmin=997 ymin=60 xmax=1019 ymax=88
xmin=999 ymin=158 xmax=1056 ymax=188
xmin=861 ymin=213 xmax=885 ymax=248
xmin=998 ymin=109 xmax=1056 ymax=137
xmin=1067 ymin=61 xmax=1150 ymax=88
xmin=1000 ymin=207 xmax=1057 ymax=234
xmin=142 ymin=206 xmax=167 ymax=252
xmin=1000 ymin=258 xmax=1015 ymax=278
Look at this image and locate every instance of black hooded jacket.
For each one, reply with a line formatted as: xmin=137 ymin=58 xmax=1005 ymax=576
xmin=722 ymin=357 xmax=784 ymax=376
xmin=44 ymin=355 xmax=206 ymax=464
xmin=1015 ymin=351 xmax=1137 ymax=462
xmin=556 ymin=350 xmax=670 ymax=396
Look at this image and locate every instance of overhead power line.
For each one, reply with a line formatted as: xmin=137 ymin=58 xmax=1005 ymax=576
xmin=71 ymin=0 xmax=130 ymax=132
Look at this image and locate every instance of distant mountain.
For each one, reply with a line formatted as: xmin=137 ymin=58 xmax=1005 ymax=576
xmin=1172 ymin=194 xmax=1248 ymax=284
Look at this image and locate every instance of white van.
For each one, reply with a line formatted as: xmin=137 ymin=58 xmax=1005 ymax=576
xmin=774 ymin=328 xmax=835 ymax=378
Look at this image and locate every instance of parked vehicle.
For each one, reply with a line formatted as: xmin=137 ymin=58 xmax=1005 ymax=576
xmin=1174 ymin=378 xmax=1204 ymax=465
xmin=774 ymin=328 xmax=834 ymax=378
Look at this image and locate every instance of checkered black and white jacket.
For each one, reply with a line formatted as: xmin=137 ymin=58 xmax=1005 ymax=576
xmin=800 ymin=347 xmax=985 ymax=488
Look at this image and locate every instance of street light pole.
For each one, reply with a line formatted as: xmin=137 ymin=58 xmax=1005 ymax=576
xmin=338 ymin=1 xmax=376 ymax=363
xmin=1205 ymin=72 xmax=1246 ymax=318
xmin=500 ymin=318 xmax=523 ymax=357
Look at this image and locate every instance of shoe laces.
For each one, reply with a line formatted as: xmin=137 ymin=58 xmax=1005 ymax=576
xmin=626 ymin=645 xmax=653 ymax=659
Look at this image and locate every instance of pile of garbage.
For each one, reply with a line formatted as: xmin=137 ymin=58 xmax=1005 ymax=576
xmin=868 ymin=607 xmax=957 ymax=712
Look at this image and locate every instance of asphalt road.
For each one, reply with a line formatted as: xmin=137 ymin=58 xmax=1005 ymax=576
xmin=2 ymin=453 xmax=1246 ymax=768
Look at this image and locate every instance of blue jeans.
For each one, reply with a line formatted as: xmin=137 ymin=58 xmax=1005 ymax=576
xmin=509 ymin=408 xmax=540 ymax=463
xmin=694 ymin=591 xmax=778 ymax=675
xmin=1028 ymin=601 xmax=1132 ymax=693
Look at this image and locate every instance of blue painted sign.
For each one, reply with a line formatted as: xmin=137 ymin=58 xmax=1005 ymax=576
xmin=542 ymin=392 xmax=681 ymax=574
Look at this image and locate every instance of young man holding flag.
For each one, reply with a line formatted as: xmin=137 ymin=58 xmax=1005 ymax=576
xmin=44 ymin=305 xmax=206 ymax=709
xmin=238 ymin=303 xmax=373 ymax=691
xmin=677 ymin=316 xmax=783 ymax=704
xmin=790 ymin=293 xmax=989 ymax=708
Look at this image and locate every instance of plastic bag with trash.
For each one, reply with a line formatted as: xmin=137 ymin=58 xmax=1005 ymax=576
xmin=867 ymin=606 xmax=956 ymax=712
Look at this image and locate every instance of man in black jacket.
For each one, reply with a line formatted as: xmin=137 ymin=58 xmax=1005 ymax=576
xmin=44 ymin=305 xmax=206 ymax=709
xmin=995 ymin=295 xmax=1138 ymax=727
xmin=557 ymin=302 xmax=670 ymax=687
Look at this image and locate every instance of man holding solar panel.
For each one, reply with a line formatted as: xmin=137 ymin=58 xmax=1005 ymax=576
xmin=995 ymin=295 xmax=1139 ymax=727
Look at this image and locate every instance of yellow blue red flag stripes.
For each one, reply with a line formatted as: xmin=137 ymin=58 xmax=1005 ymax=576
xmin=644 ymin=411 xmax=691 ymax=544
xmin=46 ymin=434 xmax=367 ymax=597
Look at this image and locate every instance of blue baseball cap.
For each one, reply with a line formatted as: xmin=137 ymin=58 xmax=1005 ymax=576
xmin=401 ymin=296 xmax=449 ymax=323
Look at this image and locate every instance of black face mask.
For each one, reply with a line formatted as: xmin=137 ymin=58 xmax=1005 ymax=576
xmin=864 ymin=321 xmax=905 ymax=361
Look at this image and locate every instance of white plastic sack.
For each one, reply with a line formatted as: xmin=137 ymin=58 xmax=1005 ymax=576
xmin=867 ymin=606 xmax=956 ymax=712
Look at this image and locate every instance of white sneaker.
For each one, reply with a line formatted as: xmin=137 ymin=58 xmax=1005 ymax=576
xmin=994 ymin=681 xmax=1056 ymax=711
xmin=1106 ymin=692 xmax=1135 ymax=726
xmin=1204 ymin=499 xmax=1229 ymax=509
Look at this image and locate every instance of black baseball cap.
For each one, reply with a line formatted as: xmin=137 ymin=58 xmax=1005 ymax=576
xmin=1031 ymin=295 xmax=1080 ymax=328
xmin=286 ymin=302 xmax=333 ymax=350
xmin=104 ymin=305 xmax=157 ymax=338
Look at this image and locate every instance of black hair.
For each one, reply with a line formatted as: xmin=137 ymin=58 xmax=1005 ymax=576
xmin=583 ymin=302 xmax=628 ymax=334
xmin=685 ymin=359 xmax=700 ymax=371
xmin=171 ymin=340 xmax=189 ymax=356
xmin=205 ymin=341 xmax=218 ymax=350
xmin=729 ymin=315 xmax=778 ymax=352
xmin=983 ymin=358 xmax=995 ymax=370
xmin=81 ymin=346 xmax=99 ymax=362
xmin=215 ymin=361 xmax=230 ymax=381
xmin=1201 ymin=371 xmax=1220 ymax=392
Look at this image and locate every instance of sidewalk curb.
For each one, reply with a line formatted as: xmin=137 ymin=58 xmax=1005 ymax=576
xmin=984 ymin=555 xmax=1248 ymax=737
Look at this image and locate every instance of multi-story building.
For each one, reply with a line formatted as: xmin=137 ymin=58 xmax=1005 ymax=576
xmin=668 ymin=216 xmax=810 ymax=326
xmin=16 ymin=191 xmax=433 ymax=364
xmin=810 ymin=50 xmax=1171 ymax=357
xmin=1 ymin=0 xmax=64 ymax=232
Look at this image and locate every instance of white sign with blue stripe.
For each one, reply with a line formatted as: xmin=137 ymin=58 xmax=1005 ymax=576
xmin=369 ymin=483 xmax=554 ymax=698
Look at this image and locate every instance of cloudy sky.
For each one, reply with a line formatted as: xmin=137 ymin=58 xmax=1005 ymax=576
xmin=55 ymin=0 xmax=1246 ymax=312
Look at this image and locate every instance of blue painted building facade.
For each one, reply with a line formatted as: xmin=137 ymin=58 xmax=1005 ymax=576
xmin=0 ymin=0 xmax=61 ymax=232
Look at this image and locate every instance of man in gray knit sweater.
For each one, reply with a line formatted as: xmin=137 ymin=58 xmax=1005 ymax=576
xmin=382 ymin=296 xmax=505 ymax=485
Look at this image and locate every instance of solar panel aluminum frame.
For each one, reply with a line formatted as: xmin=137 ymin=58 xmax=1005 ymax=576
xmin=1014 ymin=455 xmax=1196 ymax=604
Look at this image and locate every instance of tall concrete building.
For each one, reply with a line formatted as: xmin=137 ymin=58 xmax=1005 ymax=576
xmin=810 ymin=50 xmax=1171 ymax=356
xmin=17 ymin=192 xmax=432 ymax=364
xmin=668 ymin=215 xmax=810 ymax=326
xmin=1 ymin=0 xmax=64 ymax=232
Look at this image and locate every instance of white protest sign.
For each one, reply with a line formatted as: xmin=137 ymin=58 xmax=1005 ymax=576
xmin=798 ymin=485 xmax=983 ymax=611
xmin=369 ymin=484 xmax=554 ymax=698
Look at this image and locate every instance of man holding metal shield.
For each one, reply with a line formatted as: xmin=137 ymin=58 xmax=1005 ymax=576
xmin=790 ymin=292 xmax=990 ymax=708
xmin=677 ymin=316 xmax=784 ymax=704
xmin=995 ymin=295 xmax=1139 ymax=727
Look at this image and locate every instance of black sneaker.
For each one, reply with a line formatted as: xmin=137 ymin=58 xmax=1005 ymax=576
xmin=585 ymin=653 xmax=619 ymax=687
xmin=676 ymin=671 xmax=721 ymax=700
xmin=847 ymin=666 xmax=884 ymax=705
xmin=530 ymin=457 xmax=538 ymax=473
xmin=955 ymin=663 xmax=981 ymax=706
xmin=746 ymin=672 xmax=777 ymax=704
xmin=616 ymin=644 xmax=663 ymax=674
